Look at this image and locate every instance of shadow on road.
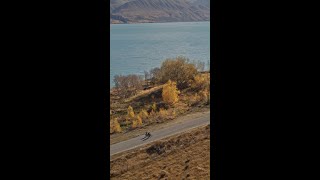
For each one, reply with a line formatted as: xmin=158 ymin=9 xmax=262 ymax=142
xmin=141 ymin=135 xmax=152 ymax=141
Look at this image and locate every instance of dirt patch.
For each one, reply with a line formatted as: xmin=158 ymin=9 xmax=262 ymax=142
xmin=110 ymin=124 xmax=210 ymax=180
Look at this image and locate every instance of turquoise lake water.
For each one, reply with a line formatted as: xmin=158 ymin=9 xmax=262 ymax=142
xmin=110 ymin=21 xmax=210 ymax=88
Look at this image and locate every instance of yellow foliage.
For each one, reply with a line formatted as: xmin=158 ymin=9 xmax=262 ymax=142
xmin=192 ymin=74 xmax=210 ymax=91
xmin=127 ymin=105 xmax=135 ymax=119
xmin=172 ymin=109 xmax=176 ymax=117
xmin=199 ymin=89 xmax=209 ymax=101
xmin=159 ymin=108 xmax=168 ymax=118
xmin=110 ymin=122 xmax=114 ymax=134
xmin=139 ymin=109 xmax=149 ymax=119
xmin=132 ymin=120 xmax=137 ymax=128
xmin=136 ymin=115 xmax=143 ymax=126
xmin=125 ymin=118 xmax=130 ymax=126
xmin=110 ymin=118 xmax=122 ymax=133
xmin=152 ymin=102 xmax=157 ymax=112
xmin=113 ymin=118 xmax=122 ymax=133
xmin=188 ymin=93 xmax=201 ymax=106
xmin=162 ymin=80 xmax=180 ymax=106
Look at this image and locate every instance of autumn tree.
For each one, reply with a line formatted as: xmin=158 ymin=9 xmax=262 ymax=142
xmin=127 ymin=105 xmax=135 ymax=119
xmin=132 ymin=120 xmax=137 ymax=128
xmin=162 ymin=80 xmax=180 ymax=106
xmin=200 ymin=89 xmax=210 ymax=104
xmin=158 ymin=108 xmax=168 ymax=119
xmin=125 ymin=105 xmax=135 ymax=126
xmin=191 ymin=74 xmax=210 ymax=91
xmin=158 ymin=56 xmax=198 ymax=89
xmin=112 ymin=118 xmax=122 ymax=133
xmin=152 ymin=102 xmax=157 ymax=112
xmin=136 ymin=115 xmax=142 ymax=126
xmin=139 ymin=109 xmax=149 ymax=119
xmin=149 ymin=67 xmax=161 ymax=84
xmin=130 ymin=114 xmax=142 ymax=129
xmin=113 ymin=74 xmax=144 ymax=98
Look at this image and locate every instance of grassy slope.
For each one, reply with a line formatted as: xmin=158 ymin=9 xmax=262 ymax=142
xmin=110 ymin=72 xmax=210 ymax=137
xmin=110 ymin=124 xmax=210 ymax=179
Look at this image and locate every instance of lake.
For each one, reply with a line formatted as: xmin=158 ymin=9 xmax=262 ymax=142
xmin=110 ymin=21 xmax=210 ymax=88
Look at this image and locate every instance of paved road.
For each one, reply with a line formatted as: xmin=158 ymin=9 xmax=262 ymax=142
xmin=110 ymin=112 xmax=210 ymax=156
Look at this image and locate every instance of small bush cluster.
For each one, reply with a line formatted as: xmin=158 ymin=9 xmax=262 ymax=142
xmin=162 ymin=80 xmax=180 ymax=106
xmin=157 ymin=56 xmax=198 ymax=89
xmin=110 ymin=118 xmax=122 ymax=134
xmin=113 ymin=74 xmax=144 ymax=98
xmin=158 ymin=108 xmax=168 ymax=119
xmin=127 ymin=106 xmax=135 ymax=119
xmin=190 ymin=74 xmax=210 ymax=91
xmin=139 ymin=109 xmax=149 ymax=120
xmin=199 ymin=89 xmax=210 ymax=104
xmin=144 ymin=56 xmax=199 ymax=89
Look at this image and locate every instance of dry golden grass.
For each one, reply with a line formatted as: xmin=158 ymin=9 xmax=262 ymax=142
xmin=110 ymin=124 xmax=210 ymax=180
xmin=124 ymin=85 xmax=165 ymax=103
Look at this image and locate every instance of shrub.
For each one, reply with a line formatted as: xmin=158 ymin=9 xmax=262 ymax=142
xmin=113 ymin=74 xmax=144 ymax=98
xmin=152 ymin=102 xmax=157 ymax=112
xmin=125 ymin=118 xmax=130 ymax=127
xmin=188 ymin=93 xmax=201 ymax=106
xmin=199 ymin=89 xmax=210 ymax=103
xmin=149 ymin=109 xmax=156 ymax=117
xmin=110 ymin=122 xmax=114 ymax=134
xmin=191 ymin=74 xmax=210 ymax=91
xmin=171 ymin=109 xmax=176 ymax=117
xmin=158 ymin=56 xmax=198 ymax=89
xmin=139 ymin=109 xmax=149 ymax=119
xmin=136 ymin=115 xmax=143 ymax=126
xmin=132 ymin=120 xmax=137 ymax=128
xmin=159 ymin=108 xmax=168 ymax=119
xmin=110 ymin=118 xmax=122 ymax=133
xmin=149 ymin=67 xmax=161 ymax=84
xmin=162 ymin=80 xmax=180 ymax=106
xmin=127 ymin=106 xmax=135 ymax=119
xmin=113 ymin=118 xmax=122 ymax=133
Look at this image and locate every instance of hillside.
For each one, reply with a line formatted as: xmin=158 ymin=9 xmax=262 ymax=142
xmin=110 ymin=0 xmax=210 ymax=24
xmin=110 ymin=124 xmax=210 ymax=179
xmin=110 ymin=57 xmax=210 ymax=137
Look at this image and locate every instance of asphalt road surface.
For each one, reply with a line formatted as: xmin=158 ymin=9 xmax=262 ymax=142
xmin=110 ymin=112 xmax=210 ymax=156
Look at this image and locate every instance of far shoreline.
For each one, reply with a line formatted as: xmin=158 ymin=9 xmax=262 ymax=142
xmin=110 ymin=20 xmax=210 ymax=25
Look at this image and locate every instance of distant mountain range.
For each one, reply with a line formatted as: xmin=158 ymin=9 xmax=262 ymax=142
xmin=110 ymin=0 xmax=210 ymax=24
